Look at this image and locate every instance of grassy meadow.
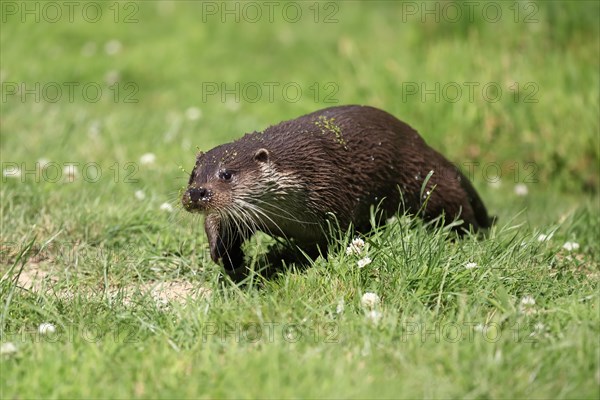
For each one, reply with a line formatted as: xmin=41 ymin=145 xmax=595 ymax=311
xmin=1 ymin=1 xmax=599 ymax=398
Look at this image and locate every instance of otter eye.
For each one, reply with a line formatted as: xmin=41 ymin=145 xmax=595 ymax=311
xmin=218 ymin=170 xmax=233 ymax=181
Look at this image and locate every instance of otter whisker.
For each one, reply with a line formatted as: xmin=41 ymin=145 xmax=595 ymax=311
xmin=237 ymin=200 xmax=291 ymax=242
xmin=243 ymin=202 xmax=300 ymax=251
xmin=233 ymin=200 xmax=273 ymax=237
xmin=248 ymin=197 xmax=320 ymax=226
xmin=230 ymin=203 xmax=258 ymax=238
xmin=220 ymin=208 xmax=244 ymax=250
xmin=223 ymin=207 xmax=246 ymax=247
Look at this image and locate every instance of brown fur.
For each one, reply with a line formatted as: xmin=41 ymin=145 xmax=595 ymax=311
xmin=182 ymin=105 xmax=492 ymax=277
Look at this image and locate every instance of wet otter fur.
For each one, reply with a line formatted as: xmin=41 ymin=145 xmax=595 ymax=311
xmin=182 ymin=105 xmax=492 ymax=279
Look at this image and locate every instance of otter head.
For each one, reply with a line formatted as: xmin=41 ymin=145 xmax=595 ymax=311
xmin=182 ymin=145 xmax=271 ymax=215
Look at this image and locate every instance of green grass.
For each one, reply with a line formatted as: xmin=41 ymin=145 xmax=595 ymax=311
xmin=1 ymin=1 xmax=599 ymax=398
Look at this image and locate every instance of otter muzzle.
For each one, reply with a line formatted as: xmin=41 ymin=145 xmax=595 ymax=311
xmin=182 ymin=187 xmax=211 ymax=212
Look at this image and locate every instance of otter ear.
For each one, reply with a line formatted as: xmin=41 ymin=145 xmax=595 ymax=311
xmin=253 ymin=148 xmax=269 ymax=163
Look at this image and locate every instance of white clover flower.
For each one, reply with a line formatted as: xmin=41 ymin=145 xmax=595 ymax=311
xmin=37 ymin=158 xmax=50 ymax=169
xmin=537 ymin=233 xmax=553 ymax=242
xmin=352 ymin=238 xmax=365 ymax=249
xmin=488 ymin=179 xmax=502 ymax=189
xmin=357 ymin=256 xmax=372 ymax=269
xmin=521 ymin=296 xmax=536 ymax=306
xmin=185 ymin=107 xmax=202 ymax=121
xmin=534 ymin=322 xmax=546 ymax=332
xmin=140 ymin=153 xmax=156 ymax=166
xmin=134 ymin=190 xmax=146 ymax=200
xmin=225 ymin=99 xmax=240 ymax=112
xmin=0 ymin=342 xmax=17 ymax=355
xmin=63 ymin=164 xmax=78 ymax=182
xmin=88 ymin=120 xmax=101 ymax=137
xmin=519 ymin=295 xmax=537 ymax=315
xmin=159 ymin=202 xmax=174 ymax=212
xmin=465 ymin=262 xmax=478 ymax=270
xmin=104 ymin=39 xmax=122 ymax=55
xmin=493 ymin=349 xmax=503 ymax=363
xmin=361 ymin=292 xmax=380 ymax=309
xmin=514 ymin=183 xmax=528 ymax=196
xmin=38 ymin=322 xmax=56 ymax=335
xmin=81 ymin=42 xmax=97 ymax=57
xmin=346 ymin=238 xmax=365 ymax=256
xmin=365 ymin=309 xmax=382 ymax=325
xmin=336 ymin=299 xmax=345 ymax=314
xmin=563 ymin=242 xmax=580 ymax=251
xmin=104 ymin=69 xmax=121 ymax=85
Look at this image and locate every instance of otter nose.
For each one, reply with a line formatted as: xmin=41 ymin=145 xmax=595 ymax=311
xmin=188 ymin=187 xmax=209 ymax=202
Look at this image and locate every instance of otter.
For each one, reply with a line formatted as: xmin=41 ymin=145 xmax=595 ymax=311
xmin=182 ymin=105 xmax=492 ymax=278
